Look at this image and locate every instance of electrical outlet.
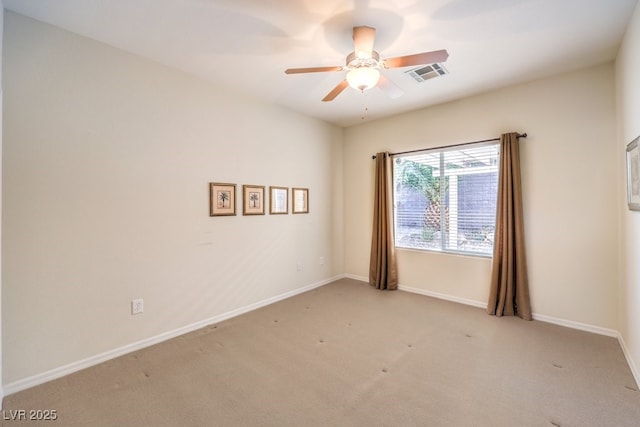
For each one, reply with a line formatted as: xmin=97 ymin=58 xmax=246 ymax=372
xmin=296 ymin=262 xmax=301 ymax=272
xmin=319 ymin=256 xmax=325 ymax=265
xmin=131 ymin=298 xmax=144 ymax=315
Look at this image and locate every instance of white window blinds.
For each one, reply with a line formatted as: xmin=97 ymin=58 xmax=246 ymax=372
xmin=393 ymin=142 xmax=500 ymax=256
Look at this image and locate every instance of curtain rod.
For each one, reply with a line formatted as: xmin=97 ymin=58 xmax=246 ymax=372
xmin=371 ymin=133 xmax=527 ymax=159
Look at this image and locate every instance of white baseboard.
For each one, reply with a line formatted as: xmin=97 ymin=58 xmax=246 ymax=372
xmin=3 ymin=275 xmax=343 ymax=396
xmin=398 ymin=284 xmax=488 ymax=309
xmin=344 ymin=275 xmax=486 ymax=309
xmin=617 ymin=333 xmax=640 ymax=387
xmin=531 ymin=313 xmax=618 ymax=338
xmin=343 ymin=273 xmax=367 ymax=282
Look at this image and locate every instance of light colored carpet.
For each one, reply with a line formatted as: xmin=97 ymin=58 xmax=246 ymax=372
xmin=2 ymin=278 xmax=640 ymax=426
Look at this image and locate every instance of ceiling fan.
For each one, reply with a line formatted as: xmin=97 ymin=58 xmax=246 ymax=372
xmin=285 ymin=26 xmax=449 ymax=102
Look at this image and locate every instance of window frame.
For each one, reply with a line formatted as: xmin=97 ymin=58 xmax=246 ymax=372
xmin=392 ymin=141 xmax=500 ymax=258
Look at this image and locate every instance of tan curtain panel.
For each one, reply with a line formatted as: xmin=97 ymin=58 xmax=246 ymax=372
xmin=369 ymin=152 xmax=398 ymax=290
xmin=487 ymin=133 xmax=532 ymax=320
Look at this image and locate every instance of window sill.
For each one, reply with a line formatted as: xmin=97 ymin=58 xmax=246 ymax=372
xmin=395 ymin=245 xmax=493 ymax=260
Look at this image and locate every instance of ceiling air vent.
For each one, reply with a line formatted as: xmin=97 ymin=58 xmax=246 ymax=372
xmin=405 ymin=63 xmax=448 ymax=83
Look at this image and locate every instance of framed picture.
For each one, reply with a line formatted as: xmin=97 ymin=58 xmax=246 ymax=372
xmin=209 ymin=182 xmax=236 ymax=216
xmin=243 ymin=185 xmax=265 ymax=215
xmin=269 ymin=186 xmax=288 ymax=214
xmin=627 ymin=136 xmax=640 ymax=211
xmin=292 ymin=187 xmax=309 ymax=214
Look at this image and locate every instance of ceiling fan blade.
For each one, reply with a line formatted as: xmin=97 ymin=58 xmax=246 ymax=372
xmin=322 ymin=80 xmax=349 ymax=102
xmin=377 ymin=74 xmax=404 ymax=99
xmin=353 ymin=26 xmax=376 ymax=59
xmin=382 ymin=49 xmax=449 ymax=68
xmin=285 ymin=66 xmax=343 ymax=74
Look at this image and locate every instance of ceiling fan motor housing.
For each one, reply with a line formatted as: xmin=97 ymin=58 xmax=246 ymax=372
xmin=346 ymin=51 xmax=380 ymax=70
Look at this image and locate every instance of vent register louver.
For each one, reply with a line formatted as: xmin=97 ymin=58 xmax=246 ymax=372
xmin=405 ymin=63 xmax=448 ymax=82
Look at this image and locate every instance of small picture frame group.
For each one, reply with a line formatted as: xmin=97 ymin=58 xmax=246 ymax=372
xmin=209 ymin=183 xmax=308 ymax=216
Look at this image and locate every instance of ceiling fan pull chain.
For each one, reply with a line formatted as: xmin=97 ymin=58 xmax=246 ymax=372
xmin=361 ymin=90 xmax=370 ymax=121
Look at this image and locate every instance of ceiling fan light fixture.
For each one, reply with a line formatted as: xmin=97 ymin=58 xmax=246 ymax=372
xmin=346 ymin=67 xmax=380 ymax=91
xmin=284 ymin=25 xmax=449 ymax=102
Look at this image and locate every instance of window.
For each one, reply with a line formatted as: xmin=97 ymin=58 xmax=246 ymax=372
xmin=393 ymin=142 xmax=500 ymax=256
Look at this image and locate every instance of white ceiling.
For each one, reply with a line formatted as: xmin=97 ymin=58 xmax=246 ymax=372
xmin=4 ymin=0 xmax=638 ymax=127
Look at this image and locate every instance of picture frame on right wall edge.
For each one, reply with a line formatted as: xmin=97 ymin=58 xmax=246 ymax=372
xmin=626 ymin=136 xmax=640 ymax=211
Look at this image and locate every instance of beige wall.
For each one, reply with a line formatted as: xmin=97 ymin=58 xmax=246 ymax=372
xmin=616 ymin=1 xmax=640 ymax=382
xmin=344 ymin=64 xmax=618 ymax=330
xmin=0 ymin=0 xmax=4 ymax=405
xmin=2 ymin=12 xmax=343 ymax=386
